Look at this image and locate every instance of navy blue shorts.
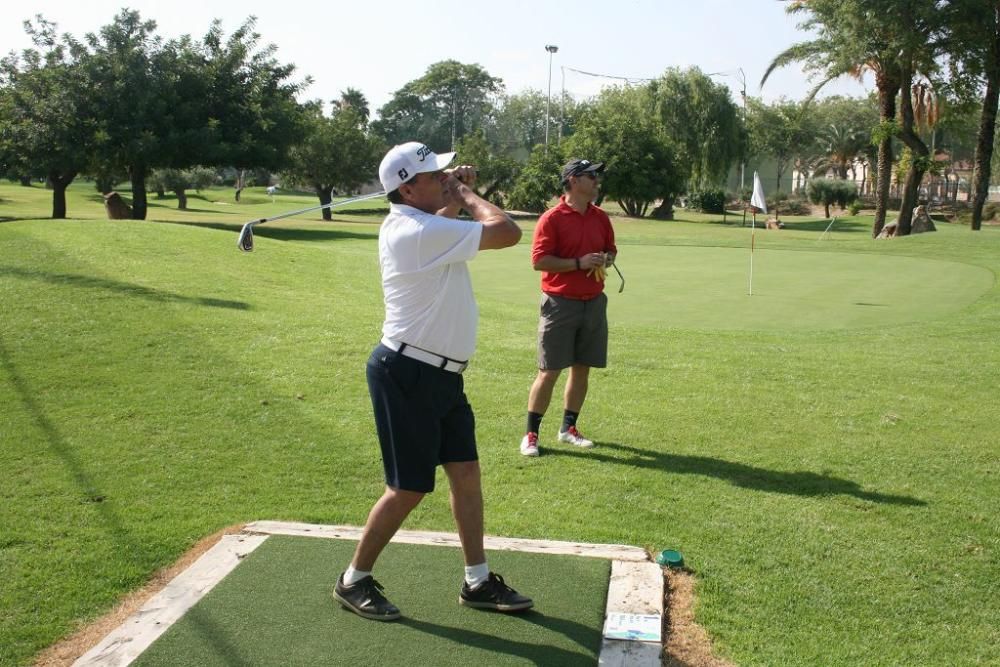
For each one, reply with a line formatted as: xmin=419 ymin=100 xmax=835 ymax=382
xmin=366 ymin=344 xmax=477 ymax=493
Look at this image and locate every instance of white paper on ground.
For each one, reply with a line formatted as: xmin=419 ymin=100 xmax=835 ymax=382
xmin=602 ymin=612 xmax=662 ymax=642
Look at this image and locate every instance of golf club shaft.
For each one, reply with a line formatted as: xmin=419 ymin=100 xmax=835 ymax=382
xmin=247 ymin=190 xmax=386 ymax=228
xmin=238 ymin=190 xmax=386 ymax=251
xmin=612 ymin=262 xmax=625 ymax=293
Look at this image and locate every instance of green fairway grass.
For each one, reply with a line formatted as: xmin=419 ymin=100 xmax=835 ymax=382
xmin=2 ymin=182 xmax=999 ymax=666
xmin=472 ymin=244 xmax=994 ymax=330
xmin=131 ymin=536 xmax=609 ymax=666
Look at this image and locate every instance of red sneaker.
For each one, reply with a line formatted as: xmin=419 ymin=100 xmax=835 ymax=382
xmin=557 ymin=426 xmax=594 ymax=448
xmin=519 ymin=432 xmax=539 ymax=456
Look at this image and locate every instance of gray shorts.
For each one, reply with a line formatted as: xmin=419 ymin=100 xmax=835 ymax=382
xmin=537 ymin=292 xmax=608 ymax=370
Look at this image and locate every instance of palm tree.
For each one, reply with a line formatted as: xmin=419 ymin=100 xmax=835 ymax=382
xmin=812 ymin=123 xmax=867 ymax=179
xmin=762 ymin=0 xmax=939 ymax=237
xmin=895 ymin=77 xmax=942 ymax=233
xmin=941 ymin=0 xmax=1000 ymax=231
xmin=331 ymin=87 xmax=370 ymax=125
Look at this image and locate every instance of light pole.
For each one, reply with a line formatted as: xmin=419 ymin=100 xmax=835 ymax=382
xmin=559 ymin=65 xmax=565 ymax=145
xmin=736 ymin=68 xmax=747 ymax=194
xmin=545 ymin=45 xmax=558 ymax=152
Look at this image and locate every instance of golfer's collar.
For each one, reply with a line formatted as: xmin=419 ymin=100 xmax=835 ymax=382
xmin=558 ymin=195 xmax=594 ymax=215
xmin=389 ymin=203 xmax=429 ymax=217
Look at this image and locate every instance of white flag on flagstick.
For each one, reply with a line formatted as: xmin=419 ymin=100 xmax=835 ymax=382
xmin=751 ymin=171 xmax=767 ymax=214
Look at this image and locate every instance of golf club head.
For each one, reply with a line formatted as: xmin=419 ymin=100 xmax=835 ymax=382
xmin=237 ymin=223 xmax=254 ymax=252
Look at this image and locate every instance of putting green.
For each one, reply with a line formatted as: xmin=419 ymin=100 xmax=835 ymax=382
xmin=472 ymin=244 xmax=994 ymax=331
xmin=131 ymin=536 xmax=609 ymax=667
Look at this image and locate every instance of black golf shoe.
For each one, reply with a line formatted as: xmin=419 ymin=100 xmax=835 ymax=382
xmin=333 ymin=574 xmax=401 ymax=621
xmin=459 ymin=572 xmax=533 ymax=612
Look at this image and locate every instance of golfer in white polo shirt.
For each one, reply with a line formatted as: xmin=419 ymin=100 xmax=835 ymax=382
xmin=333 ymin=141 xmax=532 ymax=621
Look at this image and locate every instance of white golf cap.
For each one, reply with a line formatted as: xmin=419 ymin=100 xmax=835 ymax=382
xmin=379 ymin=142 xmax=455 ymax=193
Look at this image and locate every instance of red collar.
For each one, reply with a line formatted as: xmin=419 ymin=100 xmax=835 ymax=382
xmin=556 ymin=195 xmax=594 ymax=216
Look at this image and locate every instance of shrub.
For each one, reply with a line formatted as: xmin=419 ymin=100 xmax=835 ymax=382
xmin=506 ymin=144 xmax=563 ymax=213
xmin=688 ymin=188 xmax=726 ymax=214
xmin=762 ymin=195 xmax=810 ymax=216
xmin=848 ymin=201 xmax=862 ymax=216
xmin=954 ymin=210 xmax=972 ymax=225
xmin=777 ymin=199 xmax=812 ymax=216
xmin=807 ymin=178 xmax=858 ymax=218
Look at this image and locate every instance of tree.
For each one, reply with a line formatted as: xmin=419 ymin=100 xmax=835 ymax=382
xmin=490 ymin=90 xmax=548 ymax=160
xmin=932 ymin=96 xmax=979 ymax=201
xmin=813 ymin=123 xmax=868 ymax=179
xmin=487 ymin=89 xmax=588 ymax=162
xmin=895 ymin=80 xmax=942 ymax=228
xmin=283 ymin=102 xmax=381 ymax=219
xmin=332 ymin=87 xmax=369 ymax=124
xmin=453 ymin=129 xmax=517 ymax=206
xmin=746 ymin=97 xmax=816 ymax=192
xmin=807 ymin=177 xmax=858 ymax=218
xmin=80 ymin=10 xmax=179 ymax=220
xmin=196 ymin=18 xmax=308 ymax=187
xmin=148 ymin=166 xmax=216 ymax=209
xmin=506 ymin=143 xmax=564 ymax=213
xmin=372 ymin=60 xmax=503 ymax=152
xmin=80 ymin=13 xmax=307 ymax=220
xmin=942 ymin=0 xmax=1000 ymax=230
xmin=0 ymin=16 xmax=96 ymax=218
xmin=763 ymin=0 xmax=907 ymax=237
xmin=811 ymin=95 xmax=880 ymax=192
xmin=649 ymin=67 xmax=744 ymax=190
xmin=566 ymin=86 xmax=683 ymax=218
xmin=893 ymin=0 xmax=945 ymax=236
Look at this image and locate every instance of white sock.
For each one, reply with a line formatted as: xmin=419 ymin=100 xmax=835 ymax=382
xmin=343 ymin=565 xmax=371 ymax=586
xmin=465 ymin=562 xmax=490 ymax=588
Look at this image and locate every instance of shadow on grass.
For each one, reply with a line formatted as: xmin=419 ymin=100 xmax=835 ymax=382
xmin=0 ymin=265 xmax=250 ymax=310
xmin=697 ymin=215 xmax=871 ymax=234
xmin=177 ymin=605 xmax=252 ymax=667
xmin=167 ymin=220 xmax=378 ymax=243
xmin=548 ymin=442 xmax=925 ymax=506
xmin=0 ymin=337 xmax=152 ymax=566
xmin=781 ymin=218 xmax=871 ymax=233
xmin=79 ymin=192 xmax=265 ymax=217
xmin=401 ymin=612 xmax=599 ymax=666
xmin=149 ymin=205 xmax=248 ymax=215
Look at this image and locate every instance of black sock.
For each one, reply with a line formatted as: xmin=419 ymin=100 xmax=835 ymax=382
xmin=561 ymin=410 xmax=579 ymax=432
xmin=527 ymin=412 xmax=543 ymax=435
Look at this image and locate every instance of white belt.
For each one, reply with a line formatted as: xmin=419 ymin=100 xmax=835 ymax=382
xmin=381 ymin=337 xmax=468 ymax=374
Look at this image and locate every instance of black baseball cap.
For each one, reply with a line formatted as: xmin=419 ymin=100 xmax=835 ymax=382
xmin=561 ymin=158 xmax=605 ymax=183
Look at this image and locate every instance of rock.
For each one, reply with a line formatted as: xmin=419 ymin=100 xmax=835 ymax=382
xmin=877 ymin=219 xmax=898 ymax=239
xmin=911 ymin=205 xmax=937 ymax=234
xmin=103 ymin=192 xmax=132 ymax=219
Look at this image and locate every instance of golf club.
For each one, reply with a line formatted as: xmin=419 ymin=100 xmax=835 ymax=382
xmin=237 ymin=190 xmax=387 ymax=252
xmin=612 ymin=262 xmax=625 ymax=293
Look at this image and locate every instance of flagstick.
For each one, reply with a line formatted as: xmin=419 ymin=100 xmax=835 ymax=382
xmin=749 ymin=212 xmax=755 ymax=296
xmin=748 ymin=171 xmax=767 ymax=298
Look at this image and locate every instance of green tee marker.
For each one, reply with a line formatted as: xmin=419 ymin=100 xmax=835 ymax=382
xmin=656 ymin=549 xmax=684 ymax=568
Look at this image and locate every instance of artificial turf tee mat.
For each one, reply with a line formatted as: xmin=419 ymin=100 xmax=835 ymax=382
xmin=131 ymin=535 xmax=611 ymax=666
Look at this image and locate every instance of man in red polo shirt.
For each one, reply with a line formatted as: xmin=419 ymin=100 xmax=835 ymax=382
xmin=520 ymin=158 xmax=617 ymax=456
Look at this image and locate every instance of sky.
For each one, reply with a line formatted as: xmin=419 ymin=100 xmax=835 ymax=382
xmin=2 ymin=1 xmax=874 ymax=112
